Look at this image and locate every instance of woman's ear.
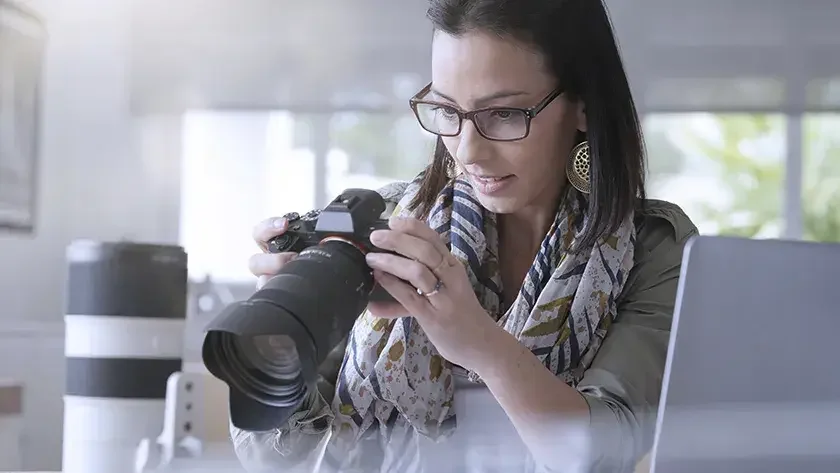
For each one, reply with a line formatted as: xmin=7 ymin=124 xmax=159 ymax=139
xmin=575 ymin=100 xmax=587 ymax=133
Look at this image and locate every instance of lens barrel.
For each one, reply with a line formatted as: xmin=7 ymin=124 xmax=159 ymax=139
xmin=63 ymin=240 xmax=187 ymax=473
xmin=203 ymin=239 xmax=375 ymax=431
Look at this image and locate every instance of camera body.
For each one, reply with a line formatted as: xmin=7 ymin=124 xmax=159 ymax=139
xmin=267 ymin=189 xmax=395 ymax=302
xmin=203 ymin=188 xmax=400 ymax=432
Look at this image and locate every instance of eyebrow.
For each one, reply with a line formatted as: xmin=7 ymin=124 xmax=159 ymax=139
xmin=430 ymin=87 xmax=530 ymax=109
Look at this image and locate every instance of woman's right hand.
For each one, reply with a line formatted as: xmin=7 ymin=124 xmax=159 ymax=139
xmin=250 ymin=217 xmax=298 ymax=289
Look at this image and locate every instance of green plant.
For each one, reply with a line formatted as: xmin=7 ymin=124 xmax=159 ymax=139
xmin=802 ymin=116 xmax=840 ymax=243
xmin=685 ymin=115 xmax=785 ymax=238
xmin=680 ymin=114 xmax=840 ymax=242
xmin=329 ymin=113 xmax=432 ymax=179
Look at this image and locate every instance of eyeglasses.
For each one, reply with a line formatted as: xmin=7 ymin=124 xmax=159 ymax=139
xmin=409 ymin=82 xmax=565 ymax=142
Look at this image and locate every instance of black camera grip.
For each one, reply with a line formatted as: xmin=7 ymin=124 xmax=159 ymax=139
xmin=267 ymin=234 xmax=303 ymax=253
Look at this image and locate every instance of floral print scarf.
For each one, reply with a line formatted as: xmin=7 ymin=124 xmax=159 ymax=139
xmin=326 ymin=171 xmax=636 ymax=467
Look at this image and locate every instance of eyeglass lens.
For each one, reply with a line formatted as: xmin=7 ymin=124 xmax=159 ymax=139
xmin=414 ymin=103 xmax=529 ymax=140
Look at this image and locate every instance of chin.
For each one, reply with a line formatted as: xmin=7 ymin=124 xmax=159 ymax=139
xmin=473 ymin=194 xmax=524 ymax=215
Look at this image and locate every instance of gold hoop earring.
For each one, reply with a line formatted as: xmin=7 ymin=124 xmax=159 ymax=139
xmin=566 ymin=141 xmax=591 ymax=194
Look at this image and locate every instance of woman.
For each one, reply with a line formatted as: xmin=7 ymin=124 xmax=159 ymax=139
xmin=236 ymin=0 xmax=697 ymax=471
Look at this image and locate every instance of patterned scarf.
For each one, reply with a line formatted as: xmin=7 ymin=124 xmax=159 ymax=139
xmin=327 ymin=171 xmax=636 ymax=463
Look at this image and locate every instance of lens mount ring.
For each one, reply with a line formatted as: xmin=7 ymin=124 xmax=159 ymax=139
xmin=319 ymin=236 xmax=367 ymax=254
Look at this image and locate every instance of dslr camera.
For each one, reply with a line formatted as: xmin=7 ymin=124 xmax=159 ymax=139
xmin=202 ymin=189 xmax=396 ymax=431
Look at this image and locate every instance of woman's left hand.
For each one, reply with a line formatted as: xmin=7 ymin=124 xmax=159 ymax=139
xmin=365 ymin=216 xmax=501 ymax=370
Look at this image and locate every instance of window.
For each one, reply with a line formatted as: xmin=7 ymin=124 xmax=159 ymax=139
xmin=327 ymin=112 xmax=435 ymax=197
xmin=180 ymin=110 xmax=434 ymax=282
xmin=802 ymin=114 xmax=840 ymax=243
xmin=644 ymin=114 xmax=786 ymax=238
xmin=181 ymin=111 xmax=318 ymax=282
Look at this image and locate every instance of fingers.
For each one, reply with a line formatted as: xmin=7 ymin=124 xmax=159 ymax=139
xmin=370 ymin=217 xmax=461 ymax=282
xmin=252 ymin=217 xmax=288 ymax=251
xmin=370 ymin=216 xmax=451 ymax=271
xmin=370 ymin=230 xmax=444 ymax=270
xmin=387 ymin=217 xmax=450 ymax=256
xmin=366 ymin=253 xmax=439 ymax=295
xmin=372 ymin=270 xmax=430 ymax=316
xmin=249 ymin=251 xmax=297 ymax=278
xmin=257 ymin=275 xmax=273 ymax=290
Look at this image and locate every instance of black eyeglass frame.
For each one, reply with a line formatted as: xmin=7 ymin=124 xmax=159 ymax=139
xmin=408 ymin=82 xmax=565 ymax=142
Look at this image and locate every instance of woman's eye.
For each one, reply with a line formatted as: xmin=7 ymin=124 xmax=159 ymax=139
xmin=433 ymin=106 xmax=458 ymax=118
xmin=490 ymin=110 xmax=513 ymax=119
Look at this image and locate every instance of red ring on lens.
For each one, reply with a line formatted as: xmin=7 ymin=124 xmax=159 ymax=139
xmin=319 ymin=236 xmax=367 ymax=254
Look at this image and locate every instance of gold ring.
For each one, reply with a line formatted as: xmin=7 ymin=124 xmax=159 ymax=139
xmin=416 ymin=278 xmax=443 ymax=297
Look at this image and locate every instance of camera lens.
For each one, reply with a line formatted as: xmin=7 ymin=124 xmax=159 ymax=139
xmin=207 ymin=332 xmax=306 ymax=409
xmin=202 ymin=239 xmax=376 ymax=431
xmin=245 ymin=335 xmax=302 ymax=380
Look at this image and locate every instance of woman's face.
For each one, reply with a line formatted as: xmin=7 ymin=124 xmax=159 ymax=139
xmin=430 ymin=31 xmax=585 ymax=215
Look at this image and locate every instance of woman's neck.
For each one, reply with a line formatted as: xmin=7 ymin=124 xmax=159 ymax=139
xmin=498 ymin=184 xmax=566 ymax=252
xmin=496 ymin=188 xmax=565 ymax=307
xmin=498 ymin=206 xmax=555 ymax=250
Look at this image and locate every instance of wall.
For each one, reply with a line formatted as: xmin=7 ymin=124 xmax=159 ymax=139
xmin=0 ymin=0 xmax=182 ymax=469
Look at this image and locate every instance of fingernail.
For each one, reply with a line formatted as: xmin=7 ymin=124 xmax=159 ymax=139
xmin=273 ymin=218 xmax=286 ymax=229
xmin=370 ymin=230 xmax=385 ymax=244
xmin=366 ymin=253 xmax=381 ymax=264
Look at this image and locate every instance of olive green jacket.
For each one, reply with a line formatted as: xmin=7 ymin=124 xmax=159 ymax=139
xmin=231 ymin=196 xmax=699 ymax=473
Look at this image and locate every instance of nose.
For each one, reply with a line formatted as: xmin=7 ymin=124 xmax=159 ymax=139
xmin=455 ymin=120 xmax=490 ymax=166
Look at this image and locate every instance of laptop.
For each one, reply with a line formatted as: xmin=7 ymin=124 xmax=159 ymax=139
xmin=649 ymin=236 xmax=840 ymax=473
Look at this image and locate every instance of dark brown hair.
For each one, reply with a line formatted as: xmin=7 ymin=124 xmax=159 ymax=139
xmin=408 ymin=0 xmax=646 ymax=249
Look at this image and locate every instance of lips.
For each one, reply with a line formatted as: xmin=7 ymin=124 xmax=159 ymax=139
xmin=471 ymin=173 xmax=513 ymax=181
xmin=469 ymin=173 xmax=516 ymax=194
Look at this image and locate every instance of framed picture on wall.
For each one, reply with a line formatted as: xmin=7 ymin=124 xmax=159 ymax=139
xmin=0 ymin=1 xmax=45 ymax=233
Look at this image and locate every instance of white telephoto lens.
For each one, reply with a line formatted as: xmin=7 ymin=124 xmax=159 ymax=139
xmin=62 ymin=241 xmax=187 ymax=473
